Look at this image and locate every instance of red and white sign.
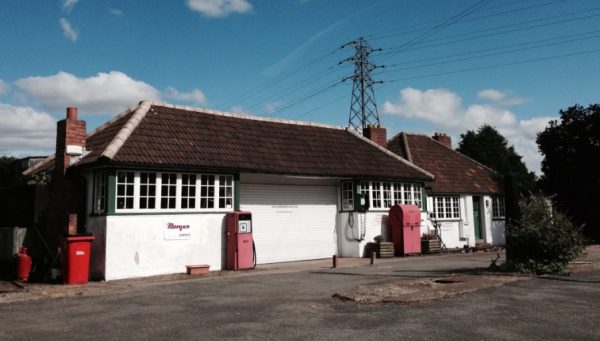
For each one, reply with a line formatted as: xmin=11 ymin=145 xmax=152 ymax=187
xmin=164 ymin=222 xmax=192 ymax=240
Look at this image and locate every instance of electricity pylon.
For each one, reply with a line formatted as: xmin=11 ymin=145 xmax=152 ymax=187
xmin=341 ymin=37 xmax=382 ymax=133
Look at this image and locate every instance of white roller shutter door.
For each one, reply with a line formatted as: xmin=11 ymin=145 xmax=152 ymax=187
xmin=240 ymin=184 xmax=337 ymax=264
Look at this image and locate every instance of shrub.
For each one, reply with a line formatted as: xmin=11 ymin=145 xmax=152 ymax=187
xmin=505 ymin=194 xmax=583 ymax=274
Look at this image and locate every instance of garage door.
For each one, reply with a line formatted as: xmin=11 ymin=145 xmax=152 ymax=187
xmin=240 ymin=184 xmax=337 ymax=264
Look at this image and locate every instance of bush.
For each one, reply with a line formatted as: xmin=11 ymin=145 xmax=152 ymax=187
xmin=505 ymin=194 xmax=583 ymax=274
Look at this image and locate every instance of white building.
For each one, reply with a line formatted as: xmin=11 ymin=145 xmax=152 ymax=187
xmin=388 ymin=132 xmax=506 ymax=249
xmin=25 ymin=101 xmax=436 ymax=280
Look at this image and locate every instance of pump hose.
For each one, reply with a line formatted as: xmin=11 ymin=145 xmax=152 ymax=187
xmin=252 ymin=240 xmax=257 ymax=269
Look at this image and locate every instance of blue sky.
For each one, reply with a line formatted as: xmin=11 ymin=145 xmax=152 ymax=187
xmin=1 ymin=0 xmax=599 ymax=174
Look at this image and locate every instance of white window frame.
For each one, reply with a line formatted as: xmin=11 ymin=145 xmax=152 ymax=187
xmin=93 ymin=171 xmax=107 ymax=214
xmin=116 ymin=171 xmax=135 ymax=210
xmin=432 ymin=196 xmax=460 ymax=220
xmin=361 ymin=181 xmax=423 ymax=211
xmin=114 ymin=170 xmax=234 ymax=213
xmin=180 ymin=173 xmax=197 ymax=209
xmin=492 ymin=196 xmax=505 ymax=219
xmin=340 ymin=181 xmax=354 ymax=211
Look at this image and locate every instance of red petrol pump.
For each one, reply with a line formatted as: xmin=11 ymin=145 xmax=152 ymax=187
xmin=226 ymin=211 xmax=256 ymax=270
xmin=389 ymin=204 xmax=422 ymax=256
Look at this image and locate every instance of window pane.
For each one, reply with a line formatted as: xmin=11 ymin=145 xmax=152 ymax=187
xmin=140 ymin=172 xmax=157 ymax=209
xmin=160 ymin=173 xmax=177 ymax=209
xmin=372 ymin=182 xmax=382 ymax=208
xmin=116 ymin=171 xmax=135 ymax=210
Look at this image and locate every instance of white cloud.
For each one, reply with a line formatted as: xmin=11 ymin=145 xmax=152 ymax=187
xmin=109 ymin=8 xmax=124 ymax=16
xmin=0 ymin=80 xmax=9 ymax=96
xmin=383 ymin=88 xmax=463 ymax=127
xmin=477 ymin=89 xmax=526 ymax=106
xmin=15 ymin=71 xmax=161 ymax=115
xmin=59 ymin=18 xmax=78 ymax=42
xmin=384 ymin=87 xmax=549 ymax=174
xmin=164 ymin=87 xmax=207 ymax=105
xmin=0 ymin=103 xmax=56 ymax=156
xmin=186 ymin=0 xmax=252 ymax=18
xmin=62 ymin=0 xmax=78 ymax=12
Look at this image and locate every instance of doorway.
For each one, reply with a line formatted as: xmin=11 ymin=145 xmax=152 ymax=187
xmin=472 ymin=196 xmax=483 ymax=240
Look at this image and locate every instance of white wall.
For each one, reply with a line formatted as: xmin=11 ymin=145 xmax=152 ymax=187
xmin=424 ymin=194 xmax=505 ymax=249
xmin=102 ymin=214 xmax=226 ymax=281
xmin=337 ymin=211 xmax=391 ymax=257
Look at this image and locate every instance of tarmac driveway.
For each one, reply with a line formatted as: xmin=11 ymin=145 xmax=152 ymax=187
xmin=1 ymin=249 xmax=599 ymax=340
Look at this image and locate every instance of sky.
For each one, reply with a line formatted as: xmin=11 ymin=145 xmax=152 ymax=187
xmin=1 ymin=0 xmax=599 ymax=175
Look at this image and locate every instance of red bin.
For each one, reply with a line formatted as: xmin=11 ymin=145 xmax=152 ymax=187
xmin=61 ymin=235 xmax=95 ymax=285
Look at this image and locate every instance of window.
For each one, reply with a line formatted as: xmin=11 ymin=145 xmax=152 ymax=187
xmin=382 ymin=182 xmax=392 ymax=208
xmin=200 ymin=175 xmax=215 ymax=209
xmin=492 ymin=197 xmax=505 ymax=219
xmin=113 ymin=171 xmax=234 ymax=212
xmin=341 ymin=181 xmax=354 ymax=211
xmin=116 ymin=171 xmax=134 ymax=209
xmin=161 ymin=173 xmax=177 ymax=209
xmin=93 ymin=172 xmax=107 ymax=214
xmin=181 ymin=174 xmax=196 ymax=209
xmin=139 ymin=172 xmax=156 ymax=209
xmin=355 ymin=181 xmax=423 ymax=211
xmin=371 ymin=181 xmax=382 ymax=208
xmin=218 ymin=175 xmax=233 ymax=209
xmin=432 ymin=196 xmax=460 ymax=219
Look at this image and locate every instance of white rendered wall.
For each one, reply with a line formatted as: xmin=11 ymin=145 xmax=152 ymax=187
xmin=102 ymin=214 xmax=226 ymax=281
xmin=337 ymin=211 xmax=391 ymax=257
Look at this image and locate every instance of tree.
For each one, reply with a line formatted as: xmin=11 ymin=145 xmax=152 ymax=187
xmin=0 ymin=156 xmax=18 ymax=187
xmin=537 ymin=104 xmax=600 ymax=239
xmin=457 ymin=125 xmax=536 ymax=195
xmin=505 ymin=194 xmax=582 ymax=274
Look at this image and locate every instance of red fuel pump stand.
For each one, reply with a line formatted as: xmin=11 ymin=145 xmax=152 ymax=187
xmin=389 ymin=204 xmax=422 ymax=256
xmin=61 ymin=234 xmax=95 ymax=285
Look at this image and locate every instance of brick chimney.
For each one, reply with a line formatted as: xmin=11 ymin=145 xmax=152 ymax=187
xmin=363 ymin=125 xmax=387 ymax=147
xmin=46 ymin=107 xmax=87 ymax=253
xmin=432 ymin=132 xmax=452 ymax=148
xmin=55 ymin=107 xmax=86 ymax=176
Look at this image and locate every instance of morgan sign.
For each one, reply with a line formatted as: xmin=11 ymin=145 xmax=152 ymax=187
xmin=164 ymin=222 xmax=192 ymax=240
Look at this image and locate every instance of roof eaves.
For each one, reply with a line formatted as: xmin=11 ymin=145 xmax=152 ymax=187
xmin=100 ymin=100 xmax=152 ymax=160
xmin=401 ymin=132 xmax=413 ymax=162
xmin=346 ymin=129 xmax=435 ymax=180
xmin=22 ymin=154 xmax=54 ymax=176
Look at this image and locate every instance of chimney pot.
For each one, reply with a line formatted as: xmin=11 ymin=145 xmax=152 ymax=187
xmin=66 ymin=107 xmax=78 ymax=120
xmin=433 ymin=132 xmax=452 ymax=148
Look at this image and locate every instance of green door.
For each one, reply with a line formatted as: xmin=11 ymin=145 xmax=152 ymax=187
xmin=473 ymin=197 xmax=483 ymax=240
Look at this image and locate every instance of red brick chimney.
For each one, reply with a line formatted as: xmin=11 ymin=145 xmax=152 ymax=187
xmin=363 ymin=125 xmax=387 ymax=147
xmin=46 ymin=107 xmax=87 ymax=253
xmin=55 ymin=107 xmax=86 ymax=176
xmin=432 ymin=132 xmax=452 ymax=148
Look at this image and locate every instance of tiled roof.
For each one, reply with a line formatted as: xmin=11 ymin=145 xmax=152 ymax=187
xmin=74 ymin=101 xmax=433 ymax=181
xmin=388 ymin=132 xmax=501 ymax=194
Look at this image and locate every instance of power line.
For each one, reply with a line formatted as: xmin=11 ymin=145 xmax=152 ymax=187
xmin=379 ymin=0 xmax=494 ymax=62
xmin=368 ymin=0 xmax=565 ymax=41
xmin=374 ymin=31 xmax=600 ymax=75
xmin=265 ymin=79 xmax=346 ymax=117
xmin=219 ymin=46 xmax=343 ymax=110
xmin=378 ymin=7 xmax=600 ymax=55
xmin=244 ymin=64 xmax=348 ymax=114
xmin=381 ymin=48 xmax=600 ymax=83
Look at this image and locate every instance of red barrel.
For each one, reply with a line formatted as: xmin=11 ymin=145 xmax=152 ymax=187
xmin=16 ymin=247 xmax=32 ymax=282
xmin=61 ymin=235 xmax=95 ymax=285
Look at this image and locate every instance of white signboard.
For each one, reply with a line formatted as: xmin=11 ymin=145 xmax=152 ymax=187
xmin=164 ymin=222 xmax=192 ymax=240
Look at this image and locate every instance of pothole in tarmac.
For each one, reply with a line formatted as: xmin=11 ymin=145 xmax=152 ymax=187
xmin=333 ymin=274 xmax=526 ymax=304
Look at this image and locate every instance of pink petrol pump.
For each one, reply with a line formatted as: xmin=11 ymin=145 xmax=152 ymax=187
xmin=226 ymin=211 xmax=256 ymax=270
xmin=389 ymin=204 xmax=422 ymax=256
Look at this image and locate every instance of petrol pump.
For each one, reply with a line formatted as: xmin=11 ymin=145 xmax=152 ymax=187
xmin=226 ymin=211 xmax=256 ymax=270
